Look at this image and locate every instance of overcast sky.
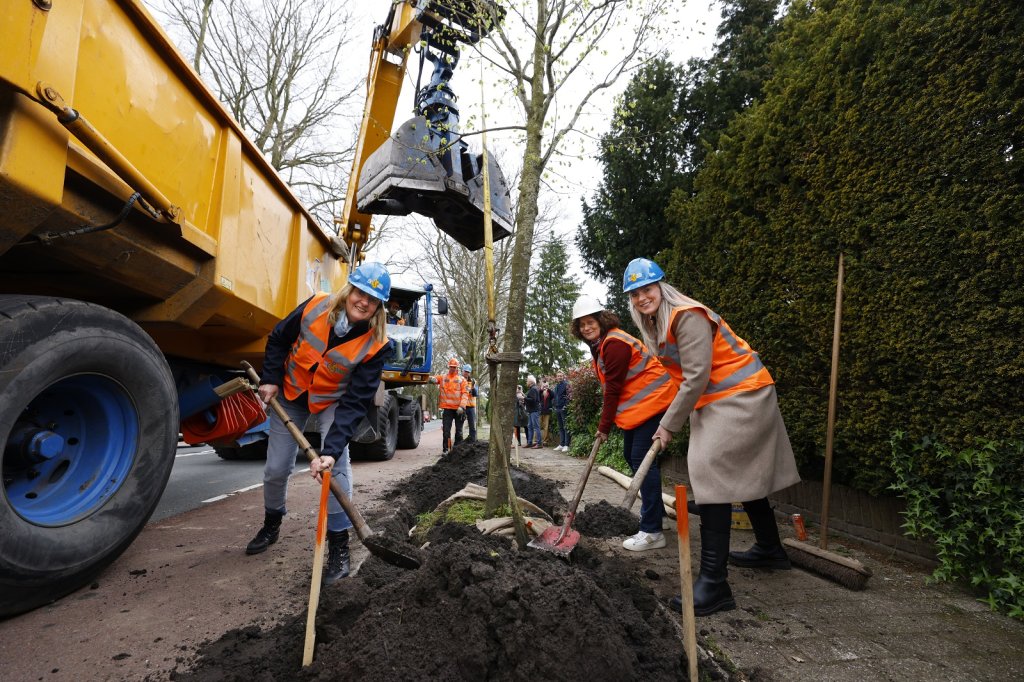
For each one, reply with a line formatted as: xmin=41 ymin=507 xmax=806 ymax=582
xmin=143 ymin=0 xmax=723 ymax=293
xmin=347 ymin=0 xmax=724 ymax=295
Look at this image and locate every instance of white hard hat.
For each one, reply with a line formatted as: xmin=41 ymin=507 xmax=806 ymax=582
xmin=571 ymin=295 xmax=605 ymax=321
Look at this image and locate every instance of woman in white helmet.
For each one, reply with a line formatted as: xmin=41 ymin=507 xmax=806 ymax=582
xmin=622 ymin=257 xmax=800 ymax=617
xmin=569 ymin=295 xmax=678 ymax=552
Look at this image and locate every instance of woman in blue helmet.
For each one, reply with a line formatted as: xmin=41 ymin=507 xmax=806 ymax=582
xmin=622 ymin=258 xmax=800 ymax=616
xmin=246 ymin=262 xmax=394 ymax=586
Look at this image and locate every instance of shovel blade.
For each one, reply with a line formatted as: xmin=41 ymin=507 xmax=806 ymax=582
xmin=527 ymin=525 xmax=580 ymax=557
xmin=362 ymin=533 xmax=422 ymax=570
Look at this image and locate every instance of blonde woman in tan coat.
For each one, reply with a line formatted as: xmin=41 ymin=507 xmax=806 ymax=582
xmin=623 ymin=258 xmax=800 ymax=616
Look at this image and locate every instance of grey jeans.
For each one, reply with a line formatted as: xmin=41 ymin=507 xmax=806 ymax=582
xmin=262 ymin=395 xmax=352 ymax=532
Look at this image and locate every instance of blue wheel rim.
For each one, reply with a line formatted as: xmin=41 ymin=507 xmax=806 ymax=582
xmin=4 ymin=375 xmax=139 ymax=526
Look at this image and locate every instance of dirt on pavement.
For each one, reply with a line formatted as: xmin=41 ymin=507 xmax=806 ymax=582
xmin=3 ymin=426 xmax=1023 ymax=682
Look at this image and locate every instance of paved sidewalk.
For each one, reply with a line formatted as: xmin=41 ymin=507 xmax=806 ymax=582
xmin=516 ymin=445 xmax=1024 ymax=682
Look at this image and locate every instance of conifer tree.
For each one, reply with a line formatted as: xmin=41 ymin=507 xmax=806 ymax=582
xmin=523 ymin=237 xmax=584 ymax=380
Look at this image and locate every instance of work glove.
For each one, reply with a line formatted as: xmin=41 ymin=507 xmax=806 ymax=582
xmin=457 ymin=407 xmax=465 ymax=416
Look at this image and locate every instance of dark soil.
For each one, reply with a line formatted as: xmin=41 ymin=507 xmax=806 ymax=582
xmin=575 ymin=500 xmax=639 ymax=538
xmin=170 ymin=441 xmax=717 ymax=681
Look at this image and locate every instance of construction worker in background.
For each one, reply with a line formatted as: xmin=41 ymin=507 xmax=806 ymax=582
xmin=430 ymin=358 xmax=468 ymax=454
xmin=251 ymin=261 xmax=393 ymax=586
xmin=623 ymin=257 xmax=800 ymax=617
xmin=461 ymin=363 xmax=478 ymax=442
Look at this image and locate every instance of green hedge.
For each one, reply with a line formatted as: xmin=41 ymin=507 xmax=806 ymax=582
xmin=889 ymin=433 xmax=1024 ymax=620
xmin=664 ymin=0 xmax=1024 ymax=493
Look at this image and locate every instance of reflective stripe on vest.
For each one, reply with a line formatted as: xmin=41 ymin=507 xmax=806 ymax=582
xmin=282 ymin=293 xmax=387 ymax=413
xmin=466 ymin=379 xmax=477 ymax=407
xmin=435 ymin=373 xmax=466 ymax=410
xmin=594 ymin=329 xmax=677 ymax=430
xmin=657 ymin=305 xmax=773 ymax=410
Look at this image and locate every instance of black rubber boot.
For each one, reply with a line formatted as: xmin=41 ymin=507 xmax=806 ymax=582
xmin=245 ymin=508 xmax=284 ymax=555
xmin=670 ymin=505 xmax=736 ymax=616
xmin=324 ymin=529 xmax=350 ymax=584
xmin=729 ymin=498 xmax=791 ymax=569
xmin=691 ymin=525 xmax=737 ymax=616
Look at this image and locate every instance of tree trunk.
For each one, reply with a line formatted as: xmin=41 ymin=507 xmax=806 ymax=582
xmin=485 ymin=32 xmax=548 ymax=514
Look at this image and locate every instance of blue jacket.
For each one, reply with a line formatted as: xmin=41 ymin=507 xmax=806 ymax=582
xmin=262 ymin=296 xmax=392 ymax=458
xmin=554 ymin=380 xmax=570 ymax=410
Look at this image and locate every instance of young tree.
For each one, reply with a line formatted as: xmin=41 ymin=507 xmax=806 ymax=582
xmin=158 ymin=0 xmax=360 ymax=228
xmin=523 ymin=237 xmax=585 ymax=379
xmin=470 ymin=0 xmax=665 ymax=511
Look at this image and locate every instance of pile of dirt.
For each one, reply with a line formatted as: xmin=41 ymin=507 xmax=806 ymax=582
xmin=575 ymin=500 xmax=639 ymax=538
xmin=384 ymin=441 xmax=566 ymax=520
xmin=171 ymin=441 xmax=722 ymax=681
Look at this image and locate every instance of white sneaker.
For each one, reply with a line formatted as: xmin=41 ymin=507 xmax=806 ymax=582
xmin=622 ymin=531 xmax=667 ymax=552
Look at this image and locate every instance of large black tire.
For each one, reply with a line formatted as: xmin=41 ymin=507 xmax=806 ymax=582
xmin=350 ymin=394 xmax=399 ymax=461
xmin=396 ymin=399 xmax=422 ymax=450
xmin=0 ymin=296 xmax=177 ymax=618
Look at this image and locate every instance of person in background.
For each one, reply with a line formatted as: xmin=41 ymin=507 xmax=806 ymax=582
xmin=554 ymin=370 xmax=571 ymax=451
xmin=429 ymin=358 xmax=468 ymax=454
xmin=570 ymin=294 xmax=677 ymax=551
xmin=524 ymin=375 xmax=542 ymax=448
xmin=386 ymin=300 xmax=405 ymax=325
xmin=623 ymin=257 xmax=800 ymax=617
xmin=539 ymin=379 xmax=554 ymax=445
xmin=249 ymin=262 xmax=393 ymax=586
xmin=513 ymin=385 xmax=528 ymax=446
xmin=461 ymin=363 xmax=478 ymax=442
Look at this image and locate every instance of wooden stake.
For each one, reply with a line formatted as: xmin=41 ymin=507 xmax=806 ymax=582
xmin=302 ymin=470 xmax=331 ymax=667
xmin=675 ymin=484 xmax=698 ymax=682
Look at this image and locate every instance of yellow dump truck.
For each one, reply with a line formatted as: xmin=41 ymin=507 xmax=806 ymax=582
xmin=0 ymin=0 xmax=512 ymax=617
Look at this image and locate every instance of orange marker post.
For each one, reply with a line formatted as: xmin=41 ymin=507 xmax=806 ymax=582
xmin=302 ymin=470 xmax=332 ymax=667
xmin=674 ymin=485 xmax=698 ymax=682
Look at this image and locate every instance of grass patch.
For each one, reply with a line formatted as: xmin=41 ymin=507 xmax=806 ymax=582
xmin=412 ymin=500 xmax=513 ymax=544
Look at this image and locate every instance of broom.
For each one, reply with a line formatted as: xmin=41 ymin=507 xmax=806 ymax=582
xmin=783 ymin=252 xmax=871 ymax=590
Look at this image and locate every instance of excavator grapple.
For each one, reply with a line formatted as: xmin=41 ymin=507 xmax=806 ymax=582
xmin=356 ymin=116 xmax=514 ymax=251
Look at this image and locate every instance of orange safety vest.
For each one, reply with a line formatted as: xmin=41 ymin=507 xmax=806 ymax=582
xmin=283 ymin=293 xmax=388 ymax=413
xmin=658 ymin=305 xmax=774 ymax=410
xmin=433 ymin=372 xmax=467 ymax=410
xmin=594 ymin=329 xmax=677 ymax=430
xmin=465 ymin=378 xmax=477 ymax=408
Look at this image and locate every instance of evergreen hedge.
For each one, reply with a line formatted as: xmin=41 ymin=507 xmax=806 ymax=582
xmin=664 ymin=0 xmax=1024 ymax=493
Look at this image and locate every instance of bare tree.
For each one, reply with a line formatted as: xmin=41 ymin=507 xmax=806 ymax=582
xmin=159 ymin=0 xmax=361 ymax=228
xmin=466 ymin=0 xmax=664 ymax=511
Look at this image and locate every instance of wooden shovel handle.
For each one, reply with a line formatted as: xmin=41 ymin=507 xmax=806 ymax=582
xmin=241 ymin=361 xmax=374 ymax=541
xmin=621 ymin=437 xmax=662 ymax=510
xmin=675 ymin=484 xmax=698 ymax=682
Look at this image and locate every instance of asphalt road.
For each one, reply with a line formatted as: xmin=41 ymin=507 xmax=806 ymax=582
xmin=153 ymin=419 xmax=442 ymax=523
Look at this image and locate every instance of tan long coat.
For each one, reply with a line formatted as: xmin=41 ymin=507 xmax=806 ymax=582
xmin=659 ymin=311 xmax=800 ymax=504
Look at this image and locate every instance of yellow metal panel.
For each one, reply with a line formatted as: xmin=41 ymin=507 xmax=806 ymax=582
xmin=0 ymin=1 xmax=84 ymax=246
xmin=75 ymin=0 xmax=220 ymax=233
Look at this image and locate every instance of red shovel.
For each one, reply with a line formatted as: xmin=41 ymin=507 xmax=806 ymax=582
xmin=528 ymin=436 xmax=602 ymax=557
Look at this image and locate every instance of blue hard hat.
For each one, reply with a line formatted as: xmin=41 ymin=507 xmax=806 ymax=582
xmin=349 ymin=261 xmax=391 ymax=302
xmin=622 ymin=258 xmax=665 ymax=293
xmin=462 ymin=364 xmax=472 ymax=372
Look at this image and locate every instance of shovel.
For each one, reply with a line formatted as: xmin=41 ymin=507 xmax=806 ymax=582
xmin=620 ymin=437 xmax=663 ymax=510
xmin=241 ymin=362 xmax=420 ymax=570
xmin=302 ymin=470 xmax=331 ymax=667
xmin=528 ymin=436 xmax=602 ymax=557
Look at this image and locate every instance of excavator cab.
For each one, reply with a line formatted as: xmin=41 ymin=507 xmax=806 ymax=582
xmin=356 ymin=1 xmax=513 ymax=251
